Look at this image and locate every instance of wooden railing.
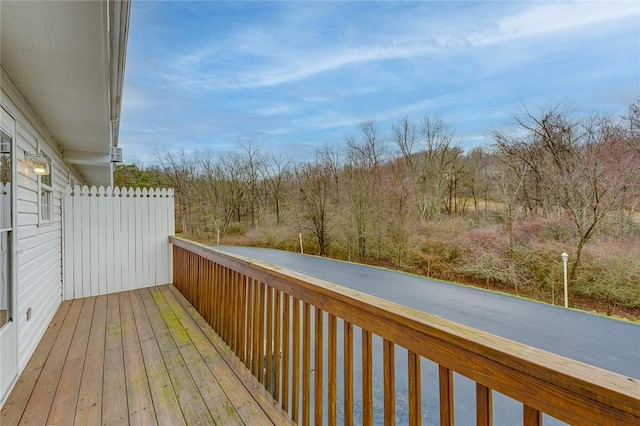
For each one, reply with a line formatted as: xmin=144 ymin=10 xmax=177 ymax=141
xmin=170 ymin=236 xmax=640 ymax=426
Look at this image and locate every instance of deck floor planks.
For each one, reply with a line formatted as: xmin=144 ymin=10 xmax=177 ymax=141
xmin=47 ymin=297 xmax=95 ymax=425
xmin=102 ymin=292 xmax=129 ymax=425
xmin=148 ymin=286 xmax=245 ymax=426
xmin=166 ymin=285 xmax=293 ymax=426
xmin=0 ymin=300 xmax=72 ymax=425
xmin=159 ymin=285 xmax=275 ymax=425
xmin=119 ymin=290 xmax=157 ymax=425
xmin=2 ymin=285 xmax=294 ymax=426
xmin=74 ymin=294 xmax=107 ymax=425
xmin=19 ymin=298 xmax=84 ymax=424
xmin=130 ymin=289 xmax=186 ymax=426
xmin=138 ymin=287 xmax=213 ymax=425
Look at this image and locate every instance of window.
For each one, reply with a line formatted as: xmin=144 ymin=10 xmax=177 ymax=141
xmin=38 ymin=152 xmax=52 ymax=225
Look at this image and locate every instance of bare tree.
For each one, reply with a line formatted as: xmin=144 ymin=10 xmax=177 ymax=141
xmin=347 ymin=120 xmax=387 ymax=169
xmin=295 ymin=154 xmax=335 ymax=256
xmin=418 ymin=117 xmax=460 ymax=220
xmin=392 ymin=116 xmax=418 ymax=170
xmin=343 ymin=121 xmax=389 ymax=262
xmin=156 ymin=149 xmax=197 ymax=234
xmin=239 ymin=139 xmax=265 ymax=228
xmin=216 ymin=153 xmax=251 ymax=234
xmin=261 ymin=152 xmax=292 ymax=225
xmin=493 ymin=104 xmax=639 ymax=278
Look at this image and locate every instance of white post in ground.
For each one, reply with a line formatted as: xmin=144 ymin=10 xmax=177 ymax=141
xmin=299 ymin=233 xmax=304 ymax=254
xmin=217 ymin=229 xmax=220 ymax=245
xmin=561 ymin=252 xmax=569 ymax=308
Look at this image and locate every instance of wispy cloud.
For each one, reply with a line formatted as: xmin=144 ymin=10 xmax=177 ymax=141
xmin=119 ymin=1 xmax=640 ymax=164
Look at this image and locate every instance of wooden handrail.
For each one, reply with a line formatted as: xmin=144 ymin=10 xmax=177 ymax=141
xmin=170 ymin=236 xmax=640 ymax=425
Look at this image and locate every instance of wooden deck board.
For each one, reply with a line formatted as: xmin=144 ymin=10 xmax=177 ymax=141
xmin=166 ymin=285 xmax=293 ymax=426
xmin=138 ymin=288 xmax=213 ymax=425
xmin=102 ymin=292 xmax=129 ymax=425
xmin=0 ymin=300 xmax=72 ymax=426
xmin=119 ymin=291 xmax=157 ymax=425
xmin=1 ymin=285 xmax=294 ymax=426
xmin=19 ymin=298 xmax=84 ymax=424
xmin=47 ymin=297 xmax=95 ymax=425
xmin=149 ymin=286 xmax=245 ymax=426
xmin=131 ymin=290 xmax=186 ymax=426
xmin=74 ymin=295 xmax=107 ymax=426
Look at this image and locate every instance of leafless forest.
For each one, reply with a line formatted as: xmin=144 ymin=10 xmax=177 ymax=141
xmin=117 ymin=101 xmax=640 ymax=317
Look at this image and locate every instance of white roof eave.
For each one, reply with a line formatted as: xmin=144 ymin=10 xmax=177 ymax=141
xmin=0 ymin=0 xmax=130 ymax=187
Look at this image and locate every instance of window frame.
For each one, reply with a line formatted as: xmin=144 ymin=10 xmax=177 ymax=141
xmin=37 ymin=151 xmax=53 ymax=226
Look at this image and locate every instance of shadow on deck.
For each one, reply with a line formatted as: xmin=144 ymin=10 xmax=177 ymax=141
xmin=1 ymin=285 xmax=293 ymax=425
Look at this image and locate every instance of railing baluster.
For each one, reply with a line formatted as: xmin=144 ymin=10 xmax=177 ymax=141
xmin=274 ymin=289 xmax=281 ymax=401
xmin=218 ymin=266 xmax=225 ymax=337
xmin=302 ymin=302 xmax=311 ymax=426
xmin=362 ymin=329 xmax=373 ymax=426
xmin=226 ymin=269 xmax=234 ymax=344
xmin=314 ymin=307 xmax=324 ymax=426
xmin=199 ymin=256 xmax=204 ymax=311
xmin=236 ymin=272 xmax=243 ymax=354
xmin=213 ymin=264 xmax=224 ymax=335
xmin=523 ymin=405 xmax=542 ymax=426
xmin=225 ymin=267 xmax=231 ymax=341
xmin=231 ymin=270 xmax=238 ymax=352
xmin=476 ymin=383 xmax=493 ymax=426
xmin=344 ymin=321 xmax=354 ymax=426
xmin=252 ymin=278 xmax=261 ymax=377
xmin=202 ymin=257 xmax=208 ymax=324
xmin=408 ymin=351 xmax=421 ymax=426
xmin=384 ymin=339 xmax=395 ymax=426
xmin=292 ymin=297 xmax=300 ymax=423
xmin=199 ymin=256 xmax=205 ymax=313
xmin=244 ymin=277 xmax=254 ymax=369
xmin=282 ymin=293 xmax=291 ymax=413
xmin=211 ymin=263 xmax=218 ymax=330
xmin=328 ymin=314 xmax=337 ymax=426
xmin=236 ymin=272 xmax=244 ymax=356
xmin=439 ymin=365 xmax=454 ymax=426
xmin=258 ymin=282 xmax=266 ymax=384
xmin=266 ymin=285 xmax=274 ymax=393
xmin=239 ymin=275 xmax=247 ymax=364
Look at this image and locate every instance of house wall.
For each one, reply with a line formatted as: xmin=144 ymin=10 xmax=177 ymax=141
xmin=1 ymin=70 xmax=83 ymax=372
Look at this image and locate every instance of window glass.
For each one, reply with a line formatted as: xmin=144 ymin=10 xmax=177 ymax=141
xmin=38 ymin=151 xmax=52 ymax=224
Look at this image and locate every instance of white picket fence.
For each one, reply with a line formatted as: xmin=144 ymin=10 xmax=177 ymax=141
xmin=63 ymin=186 xmax=175 ymax=300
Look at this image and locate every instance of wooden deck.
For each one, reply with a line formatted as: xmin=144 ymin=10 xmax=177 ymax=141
xmin=0 ymin=285 xmax=294 ymax=426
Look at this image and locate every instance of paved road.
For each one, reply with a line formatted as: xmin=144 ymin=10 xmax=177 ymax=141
xmin=215 ymin=246 xmax=639 ymax=424
xmin=218 ymin=245 xmax=639 ymax=377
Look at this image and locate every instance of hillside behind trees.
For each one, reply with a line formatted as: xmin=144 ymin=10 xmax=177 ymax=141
xmin=116 ymin=101 xmax=640 ymax=319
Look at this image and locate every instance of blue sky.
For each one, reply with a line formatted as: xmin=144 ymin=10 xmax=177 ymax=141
xmin=119 ymin=1 xmax=640 ymax=164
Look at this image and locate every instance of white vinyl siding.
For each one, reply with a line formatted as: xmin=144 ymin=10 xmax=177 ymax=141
xmin=3 ymin=84 xmax=71 ymax=371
